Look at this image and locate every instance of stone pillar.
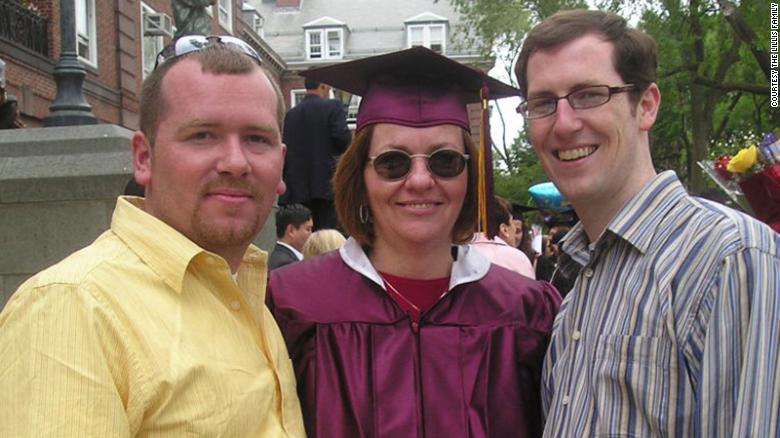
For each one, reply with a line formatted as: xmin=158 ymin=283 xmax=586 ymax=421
xmin=0 ymin=125 xmax=277 ymax=310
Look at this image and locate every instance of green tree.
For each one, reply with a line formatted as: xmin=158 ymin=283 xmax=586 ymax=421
xmin=451 ymin=0 xmax=774 ymax=197
xmin=493 ymin=130 xmax=548 ymax=205
xmin=644 ymin=0 xmax=774 ymax=193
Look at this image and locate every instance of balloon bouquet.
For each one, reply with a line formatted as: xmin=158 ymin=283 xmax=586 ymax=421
xmin=699 ymin=132 xmax=780 ymax=233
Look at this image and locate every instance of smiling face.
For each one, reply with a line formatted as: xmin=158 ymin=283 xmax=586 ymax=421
xmin=364 ymin=123 xmax=468 ymax=252
xmin=525 ymin=34 xmax=660 ymax=223
xmin=132 ymin=58 xmax=286 ymax=267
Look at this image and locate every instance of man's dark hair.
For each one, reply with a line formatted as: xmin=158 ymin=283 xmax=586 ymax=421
xmin=304 ymin=78 xmax=321 ymax=90
xmin=493 ymin=195 xmax=513 ymax=226
xmin=551 ymin=228 xmax=570 ymax=246
xmin=515 ymin=9 xmax=657 ymax=101
xmin=275 ymin=204 xmax=312 ymax=238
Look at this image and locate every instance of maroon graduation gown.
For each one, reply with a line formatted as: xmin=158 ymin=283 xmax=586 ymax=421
xmin=268 ymin=246 xmax=560 ymax=437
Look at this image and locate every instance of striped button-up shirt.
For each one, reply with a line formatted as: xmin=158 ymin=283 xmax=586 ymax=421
xmin=542 ymin=171 xmax=780 ymax=437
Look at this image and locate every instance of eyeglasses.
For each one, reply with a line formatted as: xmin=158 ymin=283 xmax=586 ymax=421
xmin=368 ymin=149 xmax=469 ymax=180
xmin=154 ymin=35 xmax=262 ymax=69
xmin=516 ymin=84 xmax=637 ymax=120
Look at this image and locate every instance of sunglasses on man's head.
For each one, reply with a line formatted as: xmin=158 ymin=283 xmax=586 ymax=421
xmin=154 ymin=35 xmax=262 ymax=69
xmin=368 ymin=149 xmax=469 ymax=180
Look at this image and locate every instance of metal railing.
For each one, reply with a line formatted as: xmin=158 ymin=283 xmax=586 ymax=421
xmin=0 ymin=0 xmax=49 ymax=57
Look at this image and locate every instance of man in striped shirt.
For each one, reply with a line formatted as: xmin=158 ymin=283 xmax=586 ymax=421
xmin=514 ymin=9 xmax=780 ymax=437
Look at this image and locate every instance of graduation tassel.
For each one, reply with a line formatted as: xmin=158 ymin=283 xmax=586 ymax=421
xmin=478 ymin=80 xmax=498 ymax=239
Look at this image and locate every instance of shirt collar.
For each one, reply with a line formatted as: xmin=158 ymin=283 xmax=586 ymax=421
xmin=112 ymin=196 xmax=266 ymax=293
xmin=559 ymin=171 xmax=686 ymax=270
xmin=276 ymin=241 xmax=303 ymax=261
xmin=471 ymin=232 xmax=511 ymax=246
xmin=339 ymin=237 xmax=490 ymax=291
xmin=604 ymin=171 xmax=687 ymax=254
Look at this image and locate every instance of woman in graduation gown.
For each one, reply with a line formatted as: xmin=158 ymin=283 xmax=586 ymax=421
xmin=267 ymin=47 xmax=561 ymax=438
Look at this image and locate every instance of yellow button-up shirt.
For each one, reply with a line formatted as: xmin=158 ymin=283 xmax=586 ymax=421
xmin=0 ymin=197 xmax=305 ymax=437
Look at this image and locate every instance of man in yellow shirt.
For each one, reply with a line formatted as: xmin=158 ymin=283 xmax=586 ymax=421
xmin=0 ymin=36 xmax=305 ymax=437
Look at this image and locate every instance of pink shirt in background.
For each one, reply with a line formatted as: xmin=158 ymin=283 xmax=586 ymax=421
xmin=472 ymin=233 xmax=536 ymax=279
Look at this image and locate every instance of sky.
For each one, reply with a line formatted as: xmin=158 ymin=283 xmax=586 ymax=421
xmin=487 ymin=48 xmax=525 ymax=154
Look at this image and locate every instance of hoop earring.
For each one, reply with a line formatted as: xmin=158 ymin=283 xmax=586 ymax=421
xmin=359 ymin=204 xmax=371 ymax=224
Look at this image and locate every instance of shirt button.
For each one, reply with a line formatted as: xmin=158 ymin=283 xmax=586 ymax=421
xmin=230 ymin=301 xmax=241 ymax=311
xmin=583 ymin=268 xmax=594 ymax=278
xmin=572 ymin=330 xmax=581 ymax=341
xmin=562 ymin=395 xmax=570 ymax=405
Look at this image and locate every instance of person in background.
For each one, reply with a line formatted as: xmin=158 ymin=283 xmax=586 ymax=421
xmin=0 ymin=36 xmax=304 ymax=436
xmin=302 ymin=229 xmax=346 ymax=259
xmin=534 ymin=210 xmax=578 ymax=279
xmin=269 ymin=203 xmax=313 ymax=270
xmin=472 ymin=195 xmax=536 ymax=278
xmin=511 ymin=204 xmax=540 ymax=265
xmin=534 ymin=235 xmax=555 ymax=282
xmin=535 ymin=227 xmax=575 ymax=297
xmin=546 ymin=228 xmax=575 ymax=297
xmin=515 ymin=9 xmax=780 ymax=436
xmin=268 ymin=47 xmax=561 ymax=437
xmin=280 ymin=77 xmax=352 ymax=230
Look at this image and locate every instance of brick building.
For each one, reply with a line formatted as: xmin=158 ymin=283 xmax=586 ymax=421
xmin=246 ymin=0 xmax=492 ymax=133
xmin=0 ymin=0 xmax=499 ymax=308
xmin=1 ymin=0 xmax=495 ymax=132
xmin=0 ymin=0 xmax=283 ymax=129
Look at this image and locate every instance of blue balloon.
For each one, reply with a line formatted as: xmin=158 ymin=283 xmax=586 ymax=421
xmin=528 ymin=182 xmax=571 ymax=212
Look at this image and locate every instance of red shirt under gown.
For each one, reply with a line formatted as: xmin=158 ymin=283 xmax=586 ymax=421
xmin=267 ymin=237 xmax=561 ymax=438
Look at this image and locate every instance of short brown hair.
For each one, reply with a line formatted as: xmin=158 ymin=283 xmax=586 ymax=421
xmin=333 ymin=126 xmax=478 ymax=247
xmin=139 ymin=45 xmax=285 ymax=144
xmin=493 ymin=195 xmax=513 ymax=226
xmin=514 ymin=9 xmax=657 ymax=100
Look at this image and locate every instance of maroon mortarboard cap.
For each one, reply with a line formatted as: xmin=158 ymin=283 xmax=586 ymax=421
xmin=300 ymin=47 xmax=519 ymax=132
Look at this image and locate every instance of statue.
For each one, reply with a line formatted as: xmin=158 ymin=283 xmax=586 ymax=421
xmin=0 ymin=58 xmax=23 ymax=129
xmin=172 ymin=0 xmax=216 ymax=37
xmin=0 ymin=93 xmax=24 ymax=129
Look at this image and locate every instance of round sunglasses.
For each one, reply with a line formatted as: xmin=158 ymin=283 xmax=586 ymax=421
xmin=368 ymin=149 xmax=469 ymax=180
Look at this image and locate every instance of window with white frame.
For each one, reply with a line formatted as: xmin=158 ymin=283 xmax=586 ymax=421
xmin=407 ymin=23 xmax=446 ymax=53
xmin=305 ymin=28 xmax=343 ymax=60
xmin=217 ymin=0 xmax=232 ymax=31
xmin=290 ymin=88 xmax=337 ymax=108
xmin=290 ymin=89 xmax=307 ymax=107
xmin=141 ymin=3 xmax=165 ymax=78
xmin=253 ymin=15 xmax=264 ymax=38
xmin=206 ymin=0 xmax=232 ymax=32
xmin=346 ymin=95 xmax=360 ymax=128
xmin=76 ymin=0 xmax=97 ymax=66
